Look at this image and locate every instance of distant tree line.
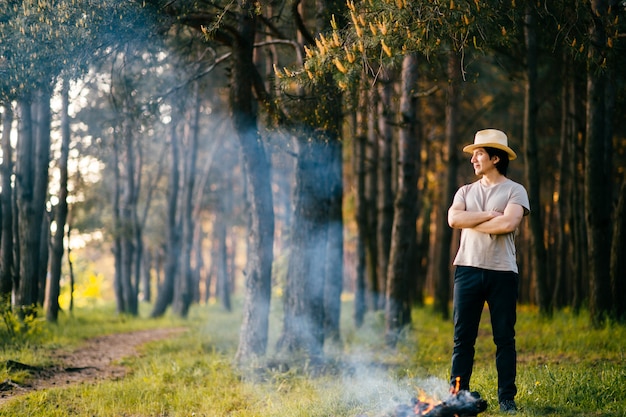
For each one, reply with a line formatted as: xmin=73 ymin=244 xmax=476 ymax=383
xmin=0 ymin=0 xmax=624 ymax=365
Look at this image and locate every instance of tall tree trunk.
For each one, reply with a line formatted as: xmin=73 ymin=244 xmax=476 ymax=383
xmin=278 ymin=134 xmax=329 ymax=358
xmin=571 ymin=122 xmax=587 ymax=313
xmin=365 ymin=87 xmax=380 ymax=311
xmin=119 ymin=118 xmax=138 ymax=316
xmin=112 ymin=116 xmax=124 ymax=314
xmin=172 ymin=85 xmax=201 ymax=318
xmin=434 ymin=51 xmax=460 ymax=320
xmin=385 ymin=53 xmax=419 ymax=346
xmin=323 ymin=132 xmax=343 ymax=344
xmin=45 ymin=78 xmax=71 ymax=322
xmin=523 ymin=6 xmax=551 ymax=316
xmin=234 ymin=1 xmax=274 ymax=364
xmin=276 ymin=0 xmax=344 ymax=359
xmin=151 ymin=119 xmax=181 ymax=318
xmin=585 ymin=0 xmax=613 ymax=326
xmin=377 ymin=77 xmax=394 ymax=311
xmin=319 ymin=0 xmax=345 ymax=349
xmin=0 ymin=103 xmax=14 ymax=298
xmin=553 ymin=52 xmax=574 ymax=309
xmin=15 ymin=89 xmax=51 ymax=315
xmin=353 ymin=84 xmax=368 ymax=327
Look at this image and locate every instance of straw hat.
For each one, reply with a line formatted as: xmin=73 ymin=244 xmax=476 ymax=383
xmin=462 ymin=129 xmax=517 ymax=160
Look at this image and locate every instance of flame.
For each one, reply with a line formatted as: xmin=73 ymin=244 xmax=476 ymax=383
xmin=413 ymin=389 xmax=436 ymax=416
xmin=450 ymin=376 xmax=461 ymax=395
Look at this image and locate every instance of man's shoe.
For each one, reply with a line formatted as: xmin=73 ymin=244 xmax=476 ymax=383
xmin=499 ymin=399 xmax=517 ymax=413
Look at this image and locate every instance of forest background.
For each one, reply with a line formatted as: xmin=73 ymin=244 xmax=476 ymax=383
xmin=0 ymin=0 xmax=625 ymax=367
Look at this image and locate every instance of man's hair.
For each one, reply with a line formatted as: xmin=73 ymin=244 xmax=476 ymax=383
xmin=484 ymin=147 xmax=509 ymax=176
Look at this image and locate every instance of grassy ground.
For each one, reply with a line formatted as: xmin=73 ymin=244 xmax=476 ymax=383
xmin=1 ymin=300 xmax=624 ymax=416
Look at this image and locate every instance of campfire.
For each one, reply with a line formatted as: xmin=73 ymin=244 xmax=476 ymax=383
xmin=391 ymin=378 xmax=488 ymax=417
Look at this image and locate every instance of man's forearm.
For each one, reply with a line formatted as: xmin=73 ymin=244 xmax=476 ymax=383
xmin=473 ymin=216 xmax=518 ymax=235
xmin=448 ymin=209 xmax=499 ymax=229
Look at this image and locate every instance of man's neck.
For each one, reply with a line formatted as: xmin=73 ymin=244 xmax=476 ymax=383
xmin=480 ymin=172 xmax=507 ymax=186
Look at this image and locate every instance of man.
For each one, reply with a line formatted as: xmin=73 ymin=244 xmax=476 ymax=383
xmin=448 ymin=129 xmax=530 ymax=414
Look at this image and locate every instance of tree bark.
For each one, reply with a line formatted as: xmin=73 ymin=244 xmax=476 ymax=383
xmin=119 ymin=115 xmax=138 ymax=316
xmin=323 ymin=133 xmax=344 ymax=345
xmin=365 ymin=87 xmax=380 ymax=311
xmin=377 ymin=77 xmax=394 ymax=311
xmin=234 ymin=1 xmax=274 ymax=364
xmin=523 ymin=6 xmax=551 ymax=316
xmin=433 ymin=51 xmax=460 ymax=320
xmin=151 ymin=118 xmax=181 ymax=318
xmin=15 ymin=89 xmax=51 ymax=315
xmin=385 ymin=53 xmax=419 ymax=346
xmin=585 ymin=0 xmax=613 ymax=326
xmin=0 ymin=103 xmax=14 ymax=298
xmin=172 ymin=84 xmax=201 ymax=318
xmin=354 ymin=84 xmax=368 ymax=327
xmin=278 ymin=134 xmax=329 ymax=358
xmin=45 ymin=78 xmax=71 ymax=322
xmin=610 ymin=174 xmax=626 ymax=321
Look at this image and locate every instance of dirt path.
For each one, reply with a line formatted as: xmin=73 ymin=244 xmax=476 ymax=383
xmin=0 ymin=327 xmax=187 ymax=405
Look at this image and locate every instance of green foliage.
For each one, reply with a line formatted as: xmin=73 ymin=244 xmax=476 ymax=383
xmin=0 ymin=300 xmax=44 ymax=347
xmin=0 ymin=302 xmax=625 ymax=416
xmin=277 ymin=0 xmax=520 ymax=90
xmin=0 ymin=0 xmax=164 ymax=101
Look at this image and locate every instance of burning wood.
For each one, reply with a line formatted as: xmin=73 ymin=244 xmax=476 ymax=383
xmin=392 ymin=390 xmax=488 ymax=417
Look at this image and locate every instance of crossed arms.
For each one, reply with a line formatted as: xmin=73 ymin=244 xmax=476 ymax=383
xmin=448 ymin=201 xmax=525 ymax=235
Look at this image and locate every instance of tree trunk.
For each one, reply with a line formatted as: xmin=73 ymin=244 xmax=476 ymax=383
xmin=385 ymin=53 xmax=419 ymax=346
xmin=119 ymin=117 xmax=138 ymax=316
xmin=15 ymin=89 xmax=51 ymax=316
xmin=45 ymin=78 xmax=71 ymax=322
xmin=610 ymin=174 xmax=626 ymax=321
xmin=0 ymin=103 xmax=14 ymax=298
xmin=112 ymin=115 xmax=124 ymax=314
xmin=523 ymin=6 xmax=551 ymax=316
xmin=214 ymin=191 xmax=231 ymax=311
xmin=151 ymin=118 xmax=181 ymax=318
xmin=377 ymin=77 xmax=394 ymax=311
xmin=585 ymin=0 xmax=613 ymax=326
xmin=553 ymin=52 xmax=575 ymax=309
xmin=323 ymin=134 xmax=343 ymax=345
xmin=354 ymin=84 xmax=368 ymax=327
xmin=277 ymin=135 xmax=329 ymax=358
xmin=234 ymin=1 xmax=274 ymax=364
xmin=571 ymin=123 xmax=587 ymax=313
xmin=433 ymin=51 xmax=460 ymax=320
xmin=365 ymin=87 xmax=380 ymax=311
xmin=172 ymin=84 xmax=201 ymax=318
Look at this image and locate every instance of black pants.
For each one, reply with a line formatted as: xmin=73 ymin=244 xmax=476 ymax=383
xmin=450 ymin=266 xmax=519 ymax=402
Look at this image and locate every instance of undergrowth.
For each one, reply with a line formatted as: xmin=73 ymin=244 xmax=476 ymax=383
xmin=0 ymin=301 xmax=624 ymax=416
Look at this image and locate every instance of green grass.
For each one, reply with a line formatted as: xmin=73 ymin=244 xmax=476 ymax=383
xmin=1 ymin=301 xmax=624 ymax=416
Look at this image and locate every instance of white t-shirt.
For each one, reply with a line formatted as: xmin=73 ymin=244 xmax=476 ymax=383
xmin=452 ymin=178 xmax=530 ymax=273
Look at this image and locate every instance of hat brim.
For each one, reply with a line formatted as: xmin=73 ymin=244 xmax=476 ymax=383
xmin=462 ymin=143 xmax=517 ymax=160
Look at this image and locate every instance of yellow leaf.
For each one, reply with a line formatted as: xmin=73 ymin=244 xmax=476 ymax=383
xmin=381 ymin=39 xmax=392 ymax=57
xmin=333 ymin=58 xmax=348 ymax=73
xmin=333 ymin=31 xmax=341 ymax=48
xmin=369 ymin=22 xmax=377 ymax=35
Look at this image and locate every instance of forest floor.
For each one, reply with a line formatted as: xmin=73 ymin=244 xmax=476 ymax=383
xmin=0 ymin=327 xmax=186 ymax=405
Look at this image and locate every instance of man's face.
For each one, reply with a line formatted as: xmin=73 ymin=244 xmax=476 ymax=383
xmin=470 ymin=147 xmax=498 ymax=176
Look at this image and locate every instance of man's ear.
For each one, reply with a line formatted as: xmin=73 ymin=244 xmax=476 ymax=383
xmin=492 ymin=155 xmax=500 ymax=164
